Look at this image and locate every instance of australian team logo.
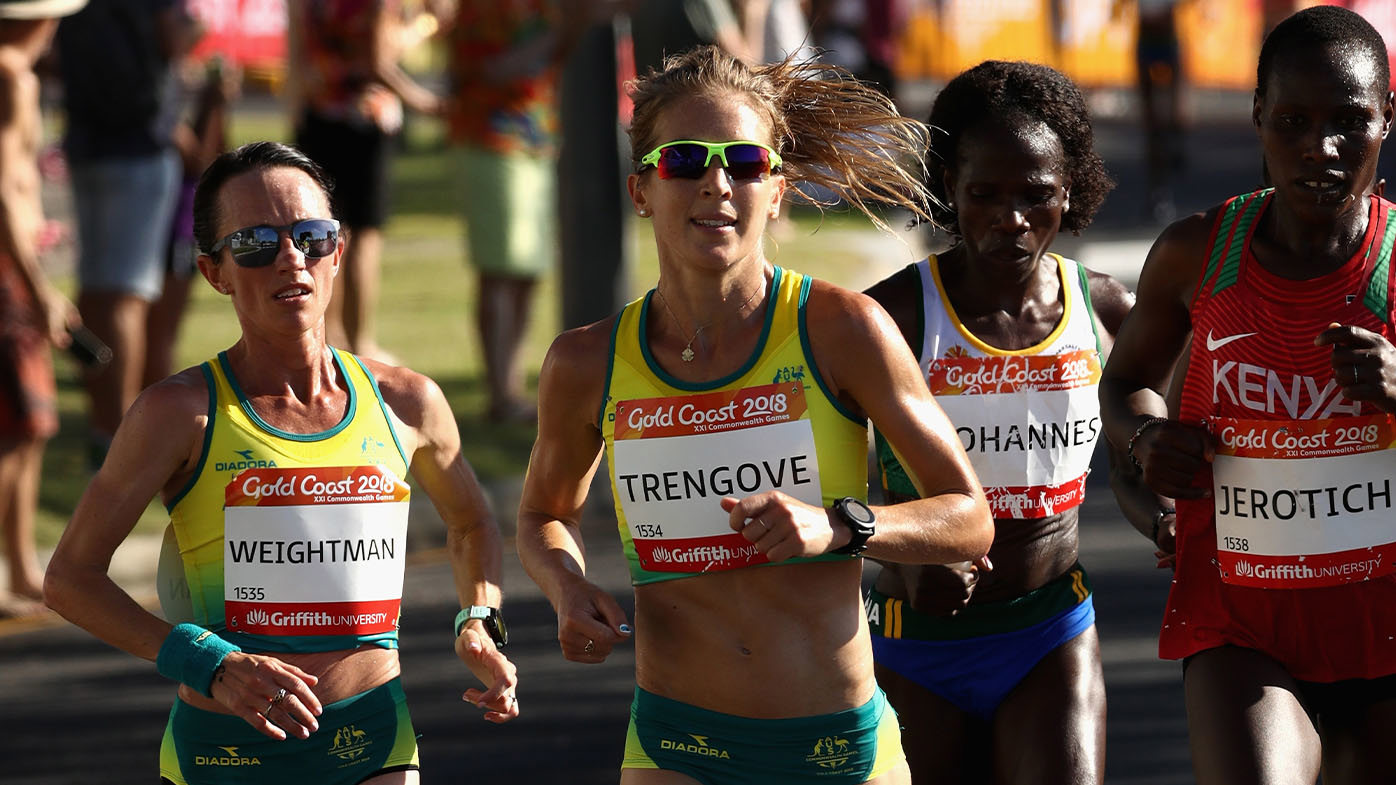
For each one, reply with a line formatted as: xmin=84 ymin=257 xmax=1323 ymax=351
xmin=328 ymin=724 xmax=373 ymax=763
xmin=806 ymin=735 xmax=857 ymax=770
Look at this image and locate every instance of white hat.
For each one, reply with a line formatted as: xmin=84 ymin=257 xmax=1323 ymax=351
xmin=0 ymin=0 xmax=88 ymax=19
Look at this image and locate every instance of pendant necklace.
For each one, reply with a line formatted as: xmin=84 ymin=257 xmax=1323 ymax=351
xmin=654 ymin=279 xmax=765 ymax=363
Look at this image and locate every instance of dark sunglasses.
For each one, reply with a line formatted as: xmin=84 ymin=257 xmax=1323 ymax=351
xmin=209 ymin=218 xmax=341 ymax=268
xmin=638 ymin=140 xmax=783 ymax=181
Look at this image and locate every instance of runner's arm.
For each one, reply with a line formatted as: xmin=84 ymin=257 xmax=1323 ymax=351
xmin=1099 ymin=213 xmax=1214 ymax=499
xmin=1090 ymin=268 xmax=1178 ymax=555
xmin=516 ymin=324 xmax=632 ymax=662
xmin=806 ymin=282 xmax=993 ymax=564
xmin=374 ymin=363 xmax=518 ymax=720
xmin=44 ymin=373 xmax=207 ymax=658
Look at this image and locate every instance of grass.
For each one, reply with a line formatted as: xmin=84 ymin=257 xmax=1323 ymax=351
xmin=30 ymin=108 xmax=921 ymax=549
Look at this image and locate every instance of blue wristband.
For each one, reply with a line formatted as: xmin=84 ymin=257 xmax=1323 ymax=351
xmin=155 ymin=623 xmax=241 ymax=697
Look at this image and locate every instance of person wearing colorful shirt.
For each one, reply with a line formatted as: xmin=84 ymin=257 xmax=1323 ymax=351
xmin=863 ymin=60 xmax=1140 ymax=785
xmin=445 ymin=0 xmax=561 ymax=422
xmin=1100 ymin=7 xmax=1396 ymax=783
xmin=516 ymin=45 xmax=993 ymax=785
xmin=44 ymin=142 xmax=517 ymax=785
xmin=289 ymin=0 xmax=439 ymax=361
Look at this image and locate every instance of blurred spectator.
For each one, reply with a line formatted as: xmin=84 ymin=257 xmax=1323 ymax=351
xmin=560 ymin=0 xmax=749 ymax=333
xmin=57 ymin=0 xmax=184 ymax=468
xmin=445 ymin=0 xmax=565 ymax=422
xmin=145 ymin=50 xmax=237 ymax=386
xmin=0 ymin=0 xmax=85 ymax=618
xmin=1114 ymin=0 xmax=1191 ymax=224
xmin=631 ymin=0 xmax=750 ymax=73
xmin=809 ymin=0 xmax=906 ymax=97
xmin=740 ymin=0 xmax=815 ymax=64
xmin=288 ymin=0 xmax=441 ymax=361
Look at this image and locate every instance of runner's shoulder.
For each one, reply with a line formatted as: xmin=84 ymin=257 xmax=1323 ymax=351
xmin=356 ymin=357 xmax=442 ymax=430
xmin=540 ymin=316 xmax=617 ymax=392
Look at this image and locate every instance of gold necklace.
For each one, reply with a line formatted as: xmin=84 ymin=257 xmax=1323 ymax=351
xmin=654 ymin=279 xmax=766 ymax=363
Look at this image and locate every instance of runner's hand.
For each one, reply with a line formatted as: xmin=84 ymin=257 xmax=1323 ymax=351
xmin=553 ymin=574 xmax=631 ymax=664
xmin=207 ymin=651 xmax=322 ymax=740
xmin=455 ymin=626 xmax=519 ymax=723
xmin=1317 ymin=322 xmax=1396 ymax=413
xmin=722 ymin=492 xmax=841 ymax=561
xmin=1133 ymin=419 xmax=1214 ymax=499
xmin=902 ymin=555 xmax=993 ymax=617
xmin=1154 ymin=509 xmax=1178 ymax=570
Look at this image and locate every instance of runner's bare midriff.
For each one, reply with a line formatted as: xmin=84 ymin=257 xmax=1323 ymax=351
xmin=634 ymin=558 xmax=874 ymax=719
xmin=176 ymin=646 xmax=400 ymax=712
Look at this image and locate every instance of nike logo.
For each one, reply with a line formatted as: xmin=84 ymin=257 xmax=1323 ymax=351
xmin=1205 ymin=330 xmax=1257 ymax=351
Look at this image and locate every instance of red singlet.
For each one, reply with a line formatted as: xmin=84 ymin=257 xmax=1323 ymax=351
xmin=1168 ymin=189 xmax=1396 ymax=681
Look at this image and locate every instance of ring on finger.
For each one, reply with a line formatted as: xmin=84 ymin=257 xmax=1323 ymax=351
xmin=1354 ymin=364 xmax=1361 ymax=383
xmin=265 ymin=687 xmax=288 ymax=714
xmin=583 ymin=639 xmax=595 ymax=654
xmin=756 ymin=518 xmax=769 ymax=532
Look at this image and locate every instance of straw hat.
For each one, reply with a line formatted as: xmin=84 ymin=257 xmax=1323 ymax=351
xmin=0 ymin=0 xmax=88 ymax=19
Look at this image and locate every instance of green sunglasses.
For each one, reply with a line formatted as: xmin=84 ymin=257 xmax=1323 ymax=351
xmin=638 ymin=140 xmax=783 ymax=180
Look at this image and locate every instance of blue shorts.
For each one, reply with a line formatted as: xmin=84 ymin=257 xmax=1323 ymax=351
xmin=869 ymin=565 xmax=1096 ymax=721
xmin=158 ymin=677 xmax=419 ymax=785
xmin=622 ymin=686 xmax=904 ymax=784
xmin=70 ymin=149 xmax=181 ymax=301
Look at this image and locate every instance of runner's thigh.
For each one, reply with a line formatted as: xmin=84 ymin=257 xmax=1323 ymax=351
xmin=1184 ymin=646 xmax=1320 ymax=785
xmin=874 ymin=661 xmax=974 ymax=785
xmin=1319 ymin=693 xmax=1396 ymax=785
xmin=992 ymin=624 xmax=1106 ymax=785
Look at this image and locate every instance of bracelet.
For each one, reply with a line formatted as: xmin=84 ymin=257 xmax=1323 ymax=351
xmin=1151 ymin=508 xmax=1176 ymax=546
xmin=1126 ymin=417 xmax=1169 ymax=472
xmin=155 ymin=623 xmax=241 ymax=697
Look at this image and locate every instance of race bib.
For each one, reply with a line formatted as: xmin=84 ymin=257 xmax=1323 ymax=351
xmin=929 ymin=349 xmax=1101 ymax=518
xmin=1210 ymin=414 xmax=1396 ymax=588
xmin=611 ymin=383 xmax=823 ymax=573
xmin=223 ymin=465 xmax=410 ymax=635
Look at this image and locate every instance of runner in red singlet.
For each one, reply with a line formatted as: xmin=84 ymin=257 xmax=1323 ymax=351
xmin=1100 ymin=7 xmax=1396 ymax=784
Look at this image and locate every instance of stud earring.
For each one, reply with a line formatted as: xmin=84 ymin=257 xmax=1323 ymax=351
xmin=638 ymin=209 xmax=649 ymax=217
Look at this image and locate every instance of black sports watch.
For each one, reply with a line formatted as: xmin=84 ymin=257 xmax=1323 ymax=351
xmin=830 ymin=497 xmax=876 ymax=555
xmin=454 ymin=606 xmax=509 ymax=648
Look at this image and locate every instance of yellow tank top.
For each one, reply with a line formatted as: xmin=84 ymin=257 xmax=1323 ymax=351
xmin=602 ymin=267 xmax=869 ymax=585
xmin=166 ymin=349 xmax=411 ymax=653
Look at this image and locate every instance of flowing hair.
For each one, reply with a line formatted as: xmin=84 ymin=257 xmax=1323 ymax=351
xmin=627 ymin=45 xmax=935 ymax=233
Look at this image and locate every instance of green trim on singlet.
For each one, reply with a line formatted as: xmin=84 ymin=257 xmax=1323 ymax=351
xmin=166 ymin=364 xmax=220 ymax=511
xmin=636 ymin=268 xmax=783 ymax=393
xmin=1074 ymin=259 xmax=1103 ymax=356
xmin=1363 ymin=207 xmax=1396 ymax=320
xmin=346 ymin=353 xmax=410 ymax=468
xmin=1213 ymin=190 xmax=1269 ymax=297
xmin=1200 ymin=194 xmax=1246 ymax=294
xmin=798 ymin=274 xmax=863 ymax=425
xmin=599 ymin=313 xmax=624 ymax=430
xmin=217 ymin=349 xmax=358 ymax=442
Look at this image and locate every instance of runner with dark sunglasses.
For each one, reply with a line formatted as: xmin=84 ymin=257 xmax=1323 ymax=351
xmin=44 ymin=141 xmax=518 ymax=785
xmin=516 ymin=45 xmax=993 ymax=785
